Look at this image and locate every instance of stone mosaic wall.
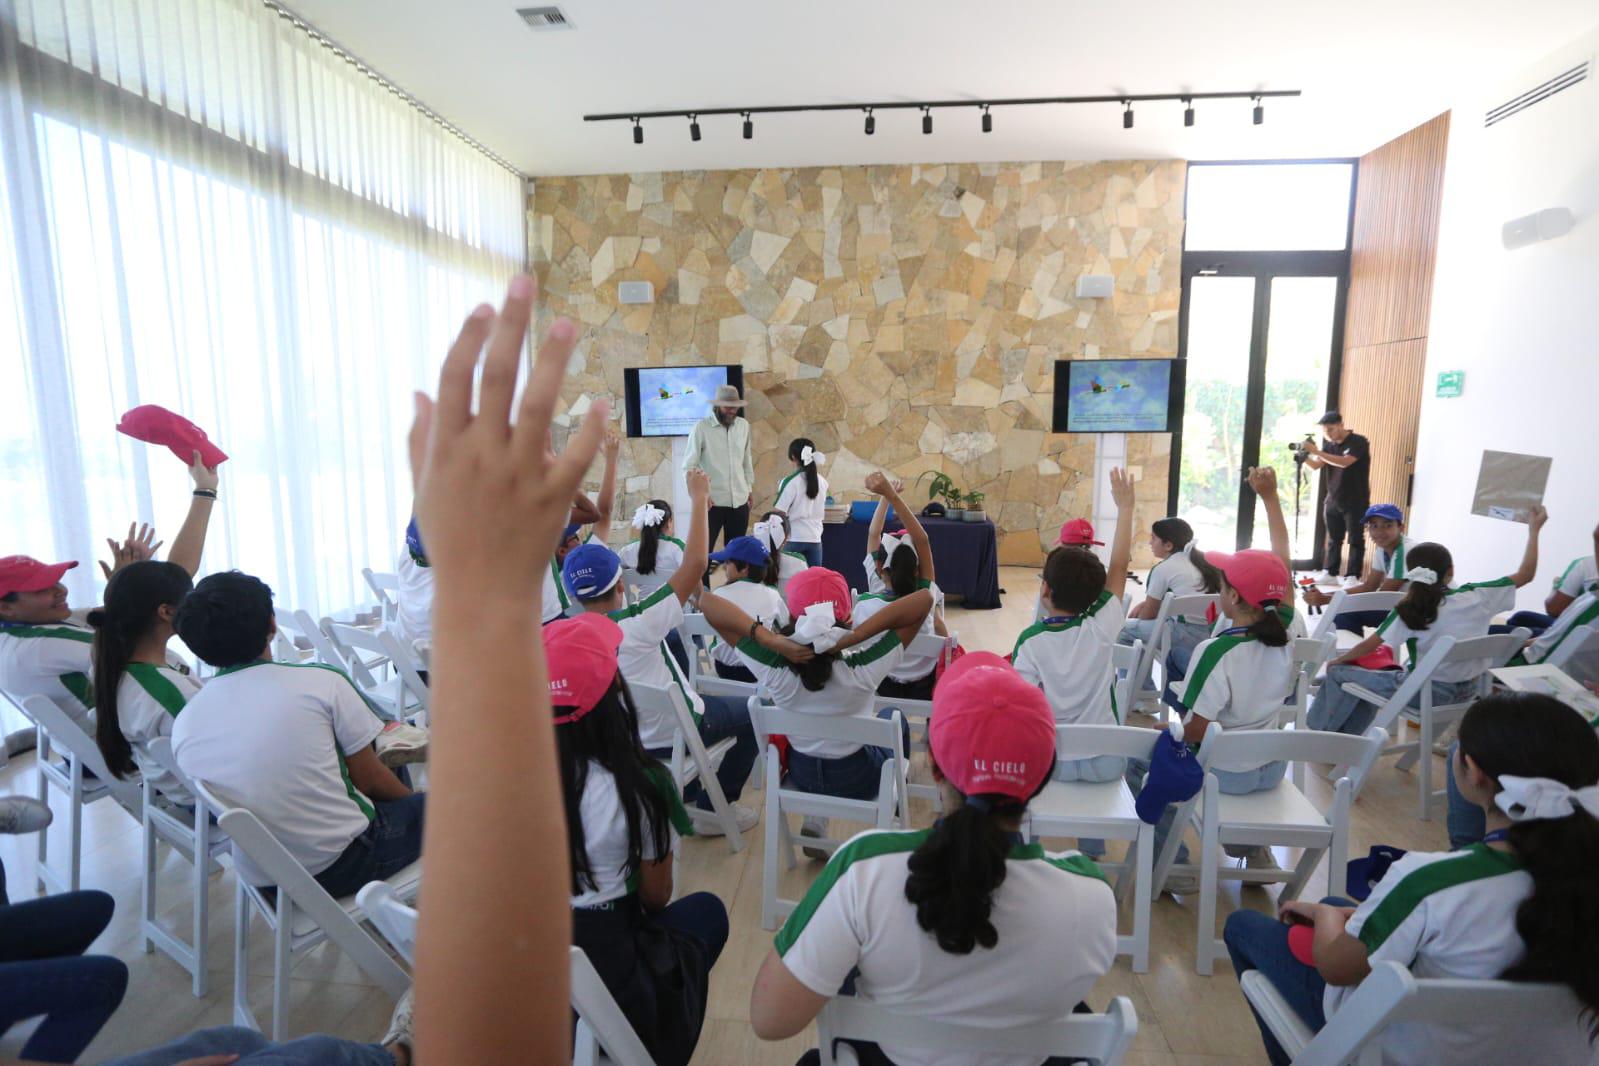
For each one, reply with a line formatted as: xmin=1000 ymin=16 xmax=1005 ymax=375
xmin=531 ymin=160 xmax=1184 ymax=567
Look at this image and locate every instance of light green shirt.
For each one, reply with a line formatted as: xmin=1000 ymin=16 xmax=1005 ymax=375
xmin=683 ymin=413 xmax=754 ymax=508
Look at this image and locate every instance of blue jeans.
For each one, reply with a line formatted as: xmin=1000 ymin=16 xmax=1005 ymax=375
xmin=787 ymin=541 xmax=823 ymax=568
xmin=1127 ymin=757 xmax=1288 ymax=867
xmin=649 ymin=693 xmax=757 ymax=811
xmin=0 ymin=889 xmax=128 ymax=1063
xmin=1223 ymin=899 xmax=1352 ymax=1066
xmin=785 ymin=709 xmax=911 ymax=802
xmin=1445 ymin=742 xmax=1486 ymax=849
xmin=107 ymin=1026 xmax=397 ymax=1065
xmin=1051 ymin=755 xmax=1128 ymax=857
xmin=1307 ymin=665 xmax=1477 ymax=735
xmin=1334 ymin=608 xmax=1389 ymax=635
xmin=313 ymin=793 xmax=426 ymax=899
xmin=1158 ymin=620 xmax=1212 ymax=707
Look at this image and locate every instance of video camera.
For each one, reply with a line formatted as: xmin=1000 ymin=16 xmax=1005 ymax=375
xmin=1287 ymin=434 xmax=1315 ymax=464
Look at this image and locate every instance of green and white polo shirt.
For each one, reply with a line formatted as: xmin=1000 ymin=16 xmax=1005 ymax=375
xmin=735 ymin=630 xmax=904 ymax=758
xmin=1174 ymin=626 xmax=1294 ymax=731
xmin=609 ymin=585 xmax=701 ymax=751
xmin=775 ymin=551 xmax=808 ymax=597
xmin=1552 ymin=554 xmax=1599 ymax=598
xmin=570 ymin=762 xmax=693 ymax=908
xmin=1523 ymin=589 xmax=1599 ymax=666
xmin=117 ymin=663 xmax=201 ymax=804
xmin=616 ymin=535 xmax=686 ymax=602
xmin=776 ymin=827 xmax=1117 ymax=1066
xmin=1011 ymin=590 xmax=1127 ymax=726
xmin=170 ymin=660 xmax=385 ymax=887
xmin=1372 ymin=533 xmax=1415 ymax=582
xmin=1376 ymin=577 xmax=1516 ymax=683
xmin=707 ymin=579 xmax=789 ymax=668
xmin=852 ymin=579 xmax=943 ymax=683
xmin=775 ymin=470 xmax=829 ymax=544
xmin=0 ymin=620 xmax=96 ymax=725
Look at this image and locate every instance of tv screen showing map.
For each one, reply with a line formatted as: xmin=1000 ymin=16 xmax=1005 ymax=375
xmin=1052 ymin=358 xmax=1184 ymax=433
xmin=624 ymin=365 xmax=745 ymax=438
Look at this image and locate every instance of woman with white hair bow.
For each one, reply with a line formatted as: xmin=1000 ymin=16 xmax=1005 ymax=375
xmin=773 ymin=438 xmax=830 ymax=568
xmin=752 ymin=511 xmax=808 ymax=597
xmin=1307 ymin=510 xmax=1547 ymax=737
xmin=1225 ymin=690 xmax=1599 ymax=1066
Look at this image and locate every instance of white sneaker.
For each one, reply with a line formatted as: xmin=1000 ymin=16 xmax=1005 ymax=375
xmin=800 ymin=815 xmax=831 ymax=861
xmin=374 ymin=721 xmax=429 ymax=767
xmin=1161 ymin=870 xmax=1201 ymax=895
xmin=1244 ymin=846 xmax=1283 ymax=873
xmin=380 ymin=986 xmax=414 ymax=1057
xmin=0 ymin=796 xmax=54 ymax=835
xmin=1340 ymin=574 xmax=1362 ymax=587
xmin=691 ymin=802 xmax=757 ymax=837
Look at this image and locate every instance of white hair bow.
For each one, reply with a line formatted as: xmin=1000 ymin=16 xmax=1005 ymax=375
xmin=1180 ymin=541 xmax=1196 ymax=556
xmin=880 ymin=533 xmax=917 ymax=562
xmin=791 ymin=602 xmax=846 ymax=653
xmin=1404 ymin=566 xmax=1438 ymax=586
xmin=800 ymin=446 xmax=826 ymax=467
xmin=1495 ymin=775 xmax=1599 ymax=823
xmin=632 ymin=503 xmax=667 ymax=530
xmin=753 ymin=516 xmax=787 ymax=551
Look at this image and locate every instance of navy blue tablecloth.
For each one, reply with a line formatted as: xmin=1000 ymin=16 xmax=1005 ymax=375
xmin=820 ymin=517 xmax=1002 ymax=609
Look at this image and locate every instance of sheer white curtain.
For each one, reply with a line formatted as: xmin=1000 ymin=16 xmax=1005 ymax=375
xmin=1 ymin=0 xmax=525 ymax=617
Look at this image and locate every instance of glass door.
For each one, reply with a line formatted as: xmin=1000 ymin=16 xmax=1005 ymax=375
xmin=1175 ymin=276 xmax=1257 ymax=555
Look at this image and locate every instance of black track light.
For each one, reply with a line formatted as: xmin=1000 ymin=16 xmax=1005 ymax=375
xmin=863 ymin=108 xmax=875 ymax=135
xmin=742 ymin=112 xmax=752 ymax=139
xmin=632 ymin=118 xmax=643 ymax=144
xmin=1122 ymin=100 xmax=1134 ymax=129
xmin=921 ymin=107 xmax=932 ymax=135
xmin=1183 ymin=98 xmax=1194 ymax=127
xmin=981 ymin=106 xmax=992 ymax=133
xmin=689 ymin=114 xmax=701 ymax=141
xmin=1252 ymin=96 xmax=1264 ymax=125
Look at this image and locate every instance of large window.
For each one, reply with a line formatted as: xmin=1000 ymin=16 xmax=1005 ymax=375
xmin=2 ymin=0 xmax=525 ymax=616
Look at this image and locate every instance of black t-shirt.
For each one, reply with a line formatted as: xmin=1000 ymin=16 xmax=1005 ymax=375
xmin=1323 ymin=431 xmax=1370 ymax=505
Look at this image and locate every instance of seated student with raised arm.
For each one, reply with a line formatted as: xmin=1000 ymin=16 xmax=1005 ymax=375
xmin=753 ymin=511 xmax=809 ymax=597
xmin=1501 ymin=518 xmax=1599 ymax=637
xmin=1117 ymin=514 xmax=1221 ymax=663
xmin=748 ymin=650 xmax=1118 ymax=1066
xmin=1307 ymin=507 xmax=1546 ymax=736
xmin=170 ymin=572 xmax=425 ymax=898
xmin=563 ymin=468 xmax=759 ymax=836
xmin=705 ymin=535 xmax=788 ymax=684
xmin=856 ymin=473 xmax=947 ymax=701
xmin=546 ymin=612 xmax=727 ymax=1066
xmin=1129 ymin=466 xmax=1300 ymax=893
xmin=1300 ymin=502 xmax=1414 ymax=633
xmin=541 ymin=430 xmax=620 ymax=623
xmin=1225 ymin=692 xmax=1599 ymax=1066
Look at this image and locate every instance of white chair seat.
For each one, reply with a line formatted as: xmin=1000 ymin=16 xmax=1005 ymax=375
xmin=1031 ymin=779 xmax=1140 ymax=832
xmin=1212 ymin=782 xmax=1328 ymax=831
xmin=290 ymin=860 xmax=423 ymax=938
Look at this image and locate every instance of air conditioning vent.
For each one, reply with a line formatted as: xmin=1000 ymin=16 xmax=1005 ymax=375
xmin=517 ymin=6 xmax=573 ymax=30
xmin=1484 ymin=60 xmax=1588 ymax=127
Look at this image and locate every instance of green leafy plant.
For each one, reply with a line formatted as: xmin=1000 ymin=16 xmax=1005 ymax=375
xmin=916 ymin=470 xmax=964 ymax=508
xmin=963 ymin=491 xmax=986 ymax=510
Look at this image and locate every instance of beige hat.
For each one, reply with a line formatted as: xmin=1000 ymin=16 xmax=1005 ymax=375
xmin=711 ymin=384 xmax=746 ymax=408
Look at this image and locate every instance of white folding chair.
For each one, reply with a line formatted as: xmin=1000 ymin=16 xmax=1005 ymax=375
xmin=571 ymin=946 xmax=655 ymax=1066
xmin=1153 ymin=724 xmax=1386 ymax=975
xmin=193 ymin=781 xmax=416 ymax=1039
xmin=1337 ymin=631 xmax=1528 ymax=819
xmin=141 ymin=737 xmax=231 ymax=996
xmin=628 ymin=681 xmax=746 ymax=852
xmin=356 ymin=880 xmax=418 ymax=966
xmin=1311 ymin=589 xmax=1403 ymax=642
xmin=872 ymin=631 xmax=952 ymax=815
xmin=679 ymin=612 xmax=761 ymax=701
xmin=1241 ymin=959 xmax=1586 ymax=1066
xmin=1128 ymin=593 xmax=1217 ymax=717
xmin=817 ymin=994 xmax=1138 ymax=1066
xmin=327 ymin=622 xmax=429 ymax=724
xmin=1025 ymin=724 xmax=1159 ymax=972
xmin=750 ymin=698 xmax=907 ymax=930
xmin=272 ymin=607 xmax=342 ymax=667
xmin=1545 ymin=622 xmax=1599 ymax=682
xmin=18 ymin=694 xmax=143 ymax=895
xmin=362 ymin=568 xmax=401 ymax=626
xmin=1283 ymin=634 xmax=1339 ymax=789
xmin=1111 ymin=640 xmax=1141 ymax=724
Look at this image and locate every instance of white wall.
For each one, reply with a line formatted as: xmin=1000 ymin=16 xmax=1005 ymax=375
xmin=1412 ymin=24 xmax=1599 ymax=610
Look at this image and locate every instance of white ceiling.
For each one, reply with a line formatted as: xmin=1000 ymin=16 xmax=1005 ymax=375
xmin=286 ymin=0 xmax=1599 ymax=176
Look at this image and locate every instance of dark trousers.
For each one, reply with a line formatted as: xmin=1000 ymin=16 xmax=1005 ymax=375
xmin=1334 ymin=609 xmax=1390 ymax=635
xmin=312 ymin=793 xmax=426 ymax=899
xmin=648 ymin=693 xmax=758 ymax=811
xmin=0 ymin=889 xmax=129 ymax=1062
xmin=1322 ymin=498 xmax=1368 ymax=578
xmin=1491 ymin=610 xmax=1553 ymax=637
xmin=707 ymin=505 xmax=750 ymax=553
xmin=1223 ymin=898 xmax=1353 ymax=1066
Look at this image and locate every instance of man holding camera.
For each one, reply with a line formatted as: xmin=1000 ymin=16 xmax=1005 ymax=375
xmin=1304 ymin=410 xmax=1370 ymax=582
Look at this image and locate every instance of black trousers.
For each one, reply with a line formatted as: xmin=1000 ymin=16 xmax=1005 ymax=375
xmin=1323 ymin=498 xmax=1368 ymax=578
xmin=707 ymin=504 xmax=750 ymax=551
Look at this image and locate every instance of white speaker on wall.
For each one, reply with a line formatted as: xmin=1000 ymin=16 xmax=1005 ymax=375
xmin=1075 ymin=274 xmax=1114 ymax=299
xmin=1501 ymin=207 xmax=1574 ymax=250
xmin=618 ymin=280 xmax=654 ymax=304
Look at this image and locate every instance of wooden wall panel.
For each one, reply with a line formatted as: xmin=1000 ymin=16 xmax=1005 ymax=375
xmin=1340 ymin=339 xmax=1428 ymax=510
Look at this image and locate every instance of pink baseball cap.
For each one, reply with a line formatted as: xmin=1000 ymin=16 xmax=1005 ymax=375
xmin=1058 ymin=519 xmax=1103 ymax=547
xmin=0 ymin=556 xmax=78 ymax=597
xmin=930 ymin=651 xmax=1057 ymax=801
xmin=545 ymin=613 xmax=624 ymax=724
xmin=785 ymin=567 xmax=853 ymax=624
xmin=116 ymin=405 xmax=228 ymax=468
xmin=1205 ymin=549 xmax=1290 ymax=608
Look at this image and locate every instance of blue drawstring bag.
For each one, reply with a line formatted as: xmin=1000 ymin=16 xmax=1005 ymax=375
xmin=1346 ymin=845 xmax=1408 ymax=901
xmin=1135 ymin=727 xmax=1204 ymax=824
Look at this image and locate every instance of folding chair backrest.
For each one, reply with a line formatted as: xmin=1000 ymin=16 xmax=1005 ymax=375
xmin=144 ymin=735 xmax=205 ymax=806
xmin=1055 ymin=722 xmax=1160 ymax=762
xmin=21 ymin=694 xmax=142 ymax=814
xmin=329 ymin=622 xmax=428 ymax=718
xmin=817 ymin=994 xmax=1137 ymax=1066
xmin=1110 ymin=641 xmax=1141 ymax=720
xmin=362 ymin=568 xmax=401 ymax=625
xmin=751 ymin=700 xmax=908 ymax=814
xmin=1199 ymin=725 xmax=1384 ymax=786
xmin=906 ymin=631 xmax=947 ymax=663
xmin=1129 ymin=593 xmax=1217 ymax=700
xmin=274 ymin=607 xmax=343 ymax=666
xmin=1312 ymin=590 xmax=1403 ymax=640
xmin=570 ymin=946 xmax=654 ymax=1066
xmin=322 ymin=620 xmax=390 ymax=696
xmin=1546 ymin=623 xmax=1599 ymax=677
xmin=1439 ymin=630 xmax=1531 ymax=687
xmin=356 ymin=882 xmax=418 ymax=965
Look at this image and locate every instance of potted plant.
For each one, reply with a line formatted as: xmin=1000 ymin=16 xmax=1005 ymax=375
xmin=917 ymin=470 xmax=964 ymax=519
xmin=962 ymin=490 xmax=987 ymax=523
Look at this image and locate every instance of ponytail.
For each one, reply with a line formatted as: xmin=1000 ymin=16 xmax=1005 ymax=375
xmin=904 ymin=798 xmax=1022 ymax=954
xmin=1246 ymin=601 xmax=1290 ymax=647
xmin=635 ymin=499 xmax=672 ymax=575
xmin=1457 ymin=693 xmax=1599 ymax=1034
xmin=886 ymin=544 xmax=918 ymax=598
xmin=1394 ymin=542 xmax=1451 ymax=631
xmin=1188 ymin=545 xmax=1223 ymax=594
xmin=89 ymin=561 xmax=194 ymax=779
xmin=776 ymin=620 xmax=839 ymax=691
xmin=788 ymin=438 xmax=820 ymax=500
xmin=757 ymin=511 xmax=791 ymax=586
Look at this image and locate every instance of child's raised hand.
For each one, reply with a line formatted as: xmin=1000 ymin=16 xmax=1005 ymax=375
xmin=864 ymin=472 xmax=890 ymax=497
xmin=408 ymin=275 xmax=608 ymax=603
xmin=1108 ymin=467 xmax=1135 ymax=510
xmin=187 ymin=451 xmax=219 ymax=493
xmin=1524 ymin=505 xmax=1548 ymax=530
xmin=685 ymin=468 xmax=711 ymax=505
xmin=602 ymin=425 xmax=622 ymax=462
xmin=1247 ymin=466 xmax=1279 ymax=497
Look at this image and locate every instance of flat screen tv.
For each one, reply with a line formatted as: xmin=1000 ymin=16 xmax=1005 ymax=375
xmin=623 ymin=365 xmax=745 ymax=438
xmin=1052 ymin=358 xmax=1185 ymax=434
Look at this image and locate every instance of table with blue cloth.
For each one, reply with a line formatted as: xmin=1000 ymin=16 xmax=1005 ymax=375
xmin=820 ymin=517 xmax=1002 ymax=609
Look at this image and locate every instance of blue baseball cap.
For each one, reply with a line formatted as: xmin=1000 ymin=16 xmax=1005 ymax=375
xmin=404 ymin=517 xmax=426 ymax=564
xmin=709 ymin=535 xmax=770 ymax=570
xmin=561 ymin=522 xmax=583 ymax=544
xmin=562 ymin=543 xmax=622 ymax=601
xmin=1362 ymin=503 xmax=1403 ymax=524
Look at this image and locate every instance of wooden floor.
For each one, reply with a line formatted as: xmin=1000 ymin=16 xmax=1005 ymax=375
xmin=0 ymin=565 xmax=1460 ymax=1065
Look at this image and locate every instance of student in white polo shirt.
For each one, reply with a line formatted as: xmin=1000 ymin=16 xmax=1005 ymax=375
xmin=856 ymin=473 xmax=946 ymax=701
xmin=1225 ymin=692 xmax=1599 ymax=1066
xmin=565 ymin=469 xmax=759 ymax=836
xmin=1504 ymin=519 xmax=1599 ymax=637
xmin=748 ymin=650 xmax=1118 ymax=1066
xmin=1309 ymin=509 xmax=1546 ymax=736
xmin=616 ymin=500 xmax=685 ymax=603
xmin=773 ymin=438 xmax=829 ymax=569
xmin=705 ymin=535 xmax=788 ymax=683
xmin=393 ymin=517 xmax=434 ymax=653
xmin=1117 ymin=515 xmax=1220 ymax=663
xmin=170 ymin=571 xmax=424 ymax=897
xmin=1523 ymin=587 xmax=1599 ymax=668
xmin=538 ymin=489 xmax=608 ymax=625
xmin=1300 ymin=502 xmax=1415 ymax=634
xmin=754 ymin=511 xmax=809 ymax=597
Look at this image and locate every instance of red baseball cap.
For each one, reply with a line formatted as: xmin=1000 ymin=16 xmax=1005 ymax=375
xmin=930 ymin=651 xmax=1057 ymax=801
xmin=116 ymin=405 xmax=228 ymax=468
xmin=1205 ymin=549 xmax=1290 ymax=608
xmin=0 ymin=556 xmax=79 ymax=597
xmin=785 ymin=567 xmax=853 ymax=624
xmin=1058 ymin=519 xmax=1103 ymax=547
xmin=545 ymin=613 xmax=624 ymax=724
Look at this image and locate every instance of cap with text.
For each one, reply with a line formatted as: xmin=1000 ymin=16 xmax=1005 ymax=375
xmin=1058 ymin=518 xmax=1104 ymax=547
xmin=1203 ymin=549 xmax=1290 ymax=608
xmin=562 ymin=543 xmax=622 ymax=601
xmin=709 ymin=535 xmax=770 ymax=570
xmin=785 ymin=567 xmax=852 ymax=624
xmin=929 ymin=651 xmax=1056 ymax=801
xmin=545 ymin=613 xmax=624 ymax=724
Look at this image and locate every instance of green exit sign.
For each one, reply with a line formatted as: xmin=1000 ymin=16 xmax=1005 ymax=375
xmin=1436 ymin=370 xmax=1465 ymax=398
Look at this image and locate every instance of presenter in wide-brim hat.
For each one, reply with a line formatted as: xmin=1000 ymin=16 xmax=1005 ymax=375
xmin=683 ymin=385 xmax=755 ymax=562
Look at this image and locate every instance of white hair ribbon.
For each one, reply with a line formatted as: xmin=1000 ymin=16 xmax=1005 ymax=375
xmin=880 ymin=533 xmax=918 ymax=563
xmin=631 ymin=503 xmax=666 ymax=530
xmin=791 ymin=602 xmax=846 ymax=652
xmin=1494 ymin=775 xmax=1599 ymax=823
xmin=753 ymin=516 xmax=787 ymax=552
xmin=800 ymin=446 xmax=826 ymax=467
xmin=1180 ymin=541 xmax=1196 ymax=556
xmin=1404 ymin=566 xmax=1439 ymax=586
